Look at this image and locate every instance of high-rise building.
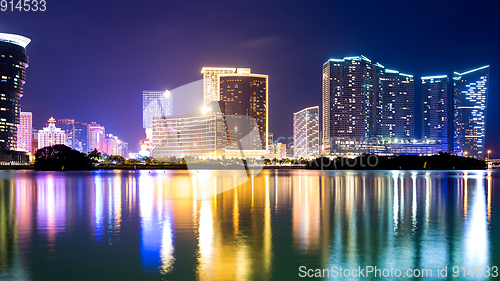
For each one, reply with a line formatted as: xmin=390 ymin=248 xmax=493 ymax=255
xmin=104 ymin=134 xmax=119 ymax=155
xmin=293 ymin=106 xmax=319 ymax=158
xmin=17 ymin=112 xmax=32 ymax=152
xmin=74 ymin=122 xmax=89 ymax=153
xmin=322 ymin=56 xmax=416 ymax=155
xmin=453 ymin=65 xmax=489 ymax=158
xmin=376 ymin=69 xmax=414 ymax=139
xmin=57 ymin=119 xmax=75 ymax=149
xmin=38 ymin=117 xmax=66 ymax=149
xmin=142 ymin=90 xmax=173 ymax=140
xmin=421 ymin=75 xmax=449 ymax=148
xmin=322 ymin=56 xmax=374 ymax=153
xmin=0 ymin=33 xmax=30 ymax=152
xmin=218 ymin=68 xmax=268 ymax=152
xmin=201 ymin=67 xmax=236 ymax=106
xmin=88 ymin=122 xmax=105 ymax=152
xmin=31 ymin=128 xmax=38 ymax=154
xmin=117 ymin=140 xmax=128 ymax=158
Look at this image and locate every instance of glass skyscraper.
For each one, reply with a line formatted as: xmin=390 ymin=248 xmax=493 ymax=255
xmin=421 ymin=75 xmax=449 ymax=149
xmin=0 ymin=33 xmax=30 ymax=152
xmin=453 ymin=65 xmax=489 ymax=158
xmin=293 ymin=106 xmax=319 ymax=158
xmin=142 ymin=90 xmax=173 ymax=140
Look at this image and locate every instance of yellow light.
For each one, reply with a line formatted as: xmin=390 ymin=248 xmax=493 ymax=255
xmin=201 ymin=106 xmax=211 ymax=114
xmin=163 ymin=90 xmax=171 ymax=98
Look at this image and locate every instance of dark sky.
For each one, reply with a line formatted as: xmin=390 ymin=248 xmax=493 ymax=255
xmin=2 ymin=0 xmax=499 ymax=155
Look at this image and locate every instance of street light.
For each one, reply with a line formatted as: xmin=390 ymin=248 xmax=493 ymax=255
xmin=464 ymin=151 xmax=468 ymax=157
xmin=488 ymin=150 xmax=491 ymax=161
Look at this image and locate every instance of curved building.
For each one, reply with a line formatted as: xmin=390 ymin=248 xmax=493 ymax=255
xmin=0 ymin=33 xmax=30 ymax=152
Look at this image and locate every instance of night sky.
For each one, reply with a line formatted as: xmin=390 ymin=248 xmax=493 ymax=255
xmin=1 ymin=0 xmax=499 ymax=155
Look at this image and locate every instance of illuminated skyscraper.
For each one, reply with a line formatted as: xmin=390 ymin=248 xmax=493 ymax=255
xmin=323 ymin=56 xmax=416 ymax=154
xmin=38 ymin=117 xmax=66 ymax=149
xmin=322 ymin=56 xmax=374 ymax=153
xmin=0 ymin=33 xmax=30 ymax=152
xmin=17 ymin=111 xmax=32 ymax=152
xmin=74 ymin=122 xmax=89 ymax=153
xmin=201 ymin=67 xmax=236 ymax=106
xmin=142 ymin=90 xmax=173 ymax=140
xmin=421 ymin=75 xmax=449 ymax=148
xmin=219 ymin=68 xmax=268 ymax=152
xmin=293 ymin=106 xmax=319 ymax=158
xmin=453 ymin=65 xmax=489 ymax=158
xmin=88 ymin=122 xmax=105 ymax=152
xmin=57 ymin=119 xmax=75 ymax=148
xmin=375 ymin=69 xmax=414 ymax=139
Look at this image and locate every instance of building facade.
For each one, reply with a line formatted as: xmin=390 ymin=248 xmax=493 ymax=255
xmin=88 ymin=122 xmax=105 ymax=152
xmin=17 ymin=111 xmax=32 ymax=152
xmin=57 ymin=119 xmax=75 ymax=149
xmin=375 ymin=69 xmax=414 ymax=139
xmin=151 ymin=108 xmax=225 ymax=159
xmin=74 ymin=122 xmax=89 ymax=153
xmin=104 ymin=134 xmax=118 ymax=155
xmin=322 ymin=56 xmax=374 ymax=153
xmin=218 ymin=69 xmax=268 ymax=152
xmin=142 ymin=90 xmax=173 ymax=140
xmin=293 ymin=106 xmax=319 ymax=158
xmin=0 ymin=33 xmax=30 ymax=152
xmin=421 ymin=75 xmax=449 ymax=150
xmin=453 ymin=65 xmax=489 ymax=158
xmin=201 ymin=67 xmax=236 ymax=106
xmin=38 ymin=117 xmax=66 ymax=149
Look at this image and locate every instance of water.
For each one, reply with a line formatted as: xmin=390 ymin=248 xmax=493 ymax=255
xmin=0 ymin=169 xmax=498 ymax=280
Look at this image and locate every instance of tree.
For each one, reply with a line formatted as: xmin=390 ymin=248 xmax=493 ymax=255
xmin=35 ymin=144 xmax=93 ymax=171
xmin=107 ymin=155 xmax=125 ymax=165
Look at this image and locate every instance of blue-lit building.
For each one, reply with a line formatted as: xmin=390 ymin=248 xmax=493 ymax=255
xmin=374 ymin=64 xmax=414 ymax=139
xmin=421 ymin=75 xmax=449 ymax=151
xmin=452 ymin=65 xmax=489 ymax=159
xmin=143 ymin=90 xmax=173 ymax=140
xmin=322 ymin=56 xmax=374 ymax=153
xmin=322 ymin=56 xmax=415 ymax=155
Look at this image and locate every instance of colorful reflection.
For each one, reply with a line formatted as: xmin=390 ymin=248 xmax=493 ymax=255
xmin=0 ymin=170 xmax=497 ymax=280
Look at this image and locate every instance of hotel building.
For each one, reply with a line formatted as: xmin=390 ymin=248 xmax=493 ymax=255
xmin=143 ymin=90 xmax=173 ymax=140
xmin=323 ymin=56 xmax=415 ymax=154
xmin=201 ymin=67 xmax=236 ymax=106
xmin=38 ymin=117 xmax=66 ymax=149
xmin=421 ymin=75 xmax=449 ymax=150
xmin=151 ymin=103 xmax=225 ymax=159
xmin=0 ymin=33 xmax=30 ymax=152
xmin=293 ymin=106 xmax=319 ymax=158
xmin=453 ymin=65 xmax=489 ymax=158
xmin=322 ymin=56 xmax=374 ymax=152
xmin=218 ymin=68 xmax=268 ymax=154
xmin=17 ymin=111 xmax=32 ymax=152
xmin=375 ymin=68 xmax=414 ymax=139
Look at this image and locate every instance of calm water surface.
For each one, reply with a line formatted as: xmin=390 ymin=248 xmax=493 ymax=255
xmin=0 ymin=169 xmax=498 ymax=280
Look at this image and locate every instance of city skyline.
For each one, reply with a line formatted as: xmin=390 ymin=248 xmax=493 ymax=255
xmin=0 ymin=0 xmax=498 ymax=156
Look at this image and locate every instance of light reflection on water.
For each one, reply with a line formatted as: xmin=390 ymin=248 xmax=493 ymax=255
xmin=0 ymin=170 xmax=498 ymax=280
